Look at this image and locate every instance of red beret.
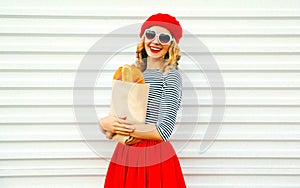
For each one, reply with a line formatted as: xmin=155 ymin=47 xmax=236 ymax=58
xmin=139 ymin=13 xmax=182 ymax=43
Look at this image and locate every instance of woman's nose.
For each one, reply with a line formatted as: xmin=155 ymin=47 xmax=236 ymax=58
xmin=152 ymin=36 xmax=160 ymax=44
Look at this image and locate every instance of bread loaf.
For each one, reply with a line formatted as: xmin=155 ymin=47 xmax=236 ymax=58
xmin=113 ymin=64 xmax=145 ymax=84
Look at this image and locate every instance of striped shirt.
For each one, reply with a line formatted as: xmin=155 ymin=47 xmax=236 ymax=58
xmin=143 ymin=68 xmax=183 ymax=141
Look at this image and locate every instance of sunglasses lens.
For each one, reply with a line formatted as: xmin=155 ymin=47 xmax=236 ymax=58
xmin=145 ymin=30 xmax=156 ymax=40
xmin=159 ymin=34 xmax=171 ymax=44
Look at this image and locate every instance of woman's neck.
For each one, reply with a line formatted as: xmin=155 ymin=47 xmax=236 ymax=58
xmin=146 ymin=57 xmax=164 ymax=70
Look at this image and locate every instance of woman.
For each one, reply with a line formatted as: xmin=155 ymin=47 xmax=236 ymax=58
xmin=99 ymin=13 xmax=187 ymax=188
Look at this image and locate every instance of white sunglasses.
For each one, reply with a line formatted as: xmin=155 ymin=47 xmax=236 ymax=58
xmin=144 ymin=29 xmax=173 ymax=45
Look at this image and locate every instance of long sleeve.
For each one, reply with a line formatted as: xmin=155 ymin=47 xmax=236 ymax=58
xmin=156 ymin=69 xmax=183 ymax=141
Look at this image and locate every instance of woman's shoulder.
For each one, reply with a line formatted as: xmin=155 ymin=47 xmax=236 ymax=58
xmin=164 ymin=68 xmax=183 ymax=82
xmin=159 ymin=69 xmax=182 ymax=91
xmin=142 ymin=68 xmax=183 ymax=83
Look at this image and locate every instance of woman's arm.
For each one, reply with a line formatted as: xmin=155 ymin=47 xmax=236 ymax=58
xmin=154 ymin=69 xmax=183 ymax=141
xmin=99 ymin=116 xmax=163 ymax=141
xmin=130 ymin=123 xmax=163 ymax=141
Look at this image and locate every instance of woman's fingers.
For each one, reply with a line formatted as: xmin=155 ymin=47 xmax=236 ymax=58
xmin=117 ymin=118 xmax=135 ymax=125
xmin=118 ymin=116 xmax=127 ymax=120
xmin=99 ymin=115 xmax=116 ymax=131
xmin=114 ymin=121 xmax=135 ymax=130
xmin=113 ymin=128 xmax=131 ymax=135
xmin=99 ymin=115 xmax=136 ymax=139
xmin=126 ymin=137 xmax=142 ymax=145
xmin=106 ymin=131 xmax=114 ymax=139
xmin=111 ymin=122 xmax=135 ymax=135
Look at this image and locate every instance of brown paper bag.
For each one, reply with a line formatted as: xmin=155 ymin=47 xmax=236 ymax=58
xmin=109 ymin=79 xmax=150 ymax=144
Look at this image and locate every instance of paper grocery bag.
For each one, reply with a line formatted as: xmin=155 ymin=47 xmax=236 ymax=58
xmin=109 ymin=80 xmax=150 ymax=144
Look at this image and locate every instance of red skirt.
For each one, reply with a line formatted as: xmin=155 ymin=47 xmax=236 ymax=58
xmin=104 ymin=139 xmax=187 ymax=188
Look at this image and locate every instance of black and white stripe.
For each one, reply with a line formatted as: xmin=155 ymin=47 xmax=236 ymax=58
xmin=143 ymin=69 xmax=183 ymax=141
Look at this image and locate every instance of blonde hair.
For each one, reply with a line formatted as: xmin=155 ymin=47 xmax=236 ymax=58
xmin=135 ymin=35 xmax=181 ymax=74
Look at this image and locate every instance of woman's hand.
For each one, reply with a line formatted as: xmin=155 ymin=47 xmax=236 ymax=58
xmin=99 ymin=115 xmax=135 ymax=136
xmin=105 ymin=131 xmax=114 ymax=139
xmin=125 ymin=137 xmax=143 ymax=145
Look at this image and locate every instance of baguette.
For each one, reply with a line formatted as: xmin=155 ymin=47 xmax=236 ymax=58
xmin=113 ymin=64 xmax=145 ymax=84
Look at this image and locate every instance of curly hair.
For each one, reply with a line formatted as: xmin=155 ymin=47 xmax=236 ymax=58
xmin=135 ymin=35 xmax=181 ymax=74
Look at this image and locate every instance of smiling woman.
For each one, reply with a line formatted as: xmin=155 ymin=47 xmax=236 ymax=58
xmin=99 ymin=13 xmax=186 ymax=188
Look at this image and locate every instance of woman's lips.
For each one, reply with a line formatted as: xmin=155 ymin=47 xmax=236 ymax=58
xmin=149 ymin=46 xmax=162 ymax=53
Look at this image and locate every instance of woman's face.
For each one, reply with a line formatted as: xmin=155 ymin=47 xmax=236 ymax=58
xmin=144 ymin=26 xmax=172 ymax=59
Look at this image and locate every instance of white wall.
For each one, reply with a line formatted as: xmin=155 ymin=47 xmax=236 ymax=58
xmin=1 ymin=0 xmax=300 ymax=187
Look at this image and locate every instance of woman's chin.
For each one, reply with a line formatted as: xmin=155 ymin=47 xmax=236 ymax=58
xmin=148 ymin=53 xmax=163 ymax=59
